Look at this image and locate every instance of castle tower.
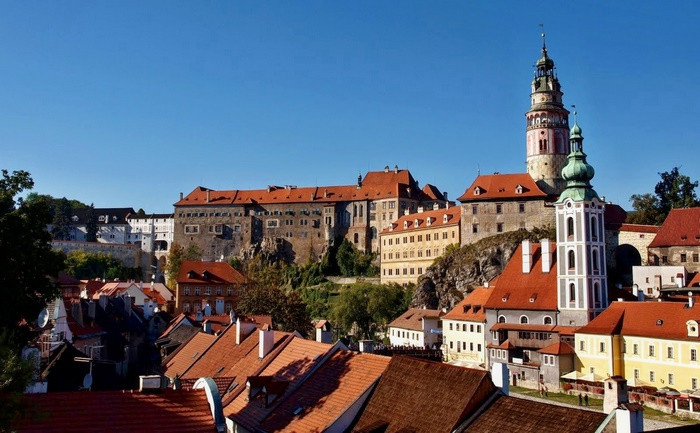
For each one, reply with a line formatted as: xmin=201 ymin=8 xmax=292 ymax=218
xmin=526 ymin=34 xmax=570 ymax=197
xmin=555 ymin=119 xmax=607 ymax=326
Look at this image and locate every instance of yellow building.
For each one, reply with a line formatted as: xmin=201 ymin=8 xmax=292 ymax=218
xmin=379 ymin=205 xmax=460 ymax=285
xmin=575 ymin=300 xmax=700 ymax=391
xmin=441 ymin=284 xmax=494 ymax=367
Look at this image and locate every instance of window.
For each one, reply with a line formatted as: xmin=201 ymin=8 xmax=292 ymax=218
xmin=183 ymin=303 xmax=191 ymax=313
xmin=216 ymin=287 xmax=222 ymax=296
xmin=600 ymin=342 xmax=605 ymax=353
xmin=623 ymin=342 xmax=627 ymax=353
xmin=498 ymin=315 xmax=506 ymax=324
xmin=568 ymin=250 xmax=575 ymax=270
xmin=543 ymin=316 xmax=552 ymax=325
xmin=681 ymin=254 xmax=687 ymax=263
xmin=668 ymin=347 xmax=674 ymax=359
xmin=650 ymin=371 xmax=655 ymax=382
xmin=694 ymin=253 xmax=699 ymax=263
xmin=569 ymin=283 xmax=576 ymax=304
xmin=518 ymin=203 xmax=525 ymax=213
xmin=634 ymin=369 xmax=639 ymax=379
xmin=184 ymin=287 xmax=191 ymax=296
xmin=205 ymin=287 xmax=211 ymax=295
xmin=649 ymin=345 xmax=655 ymax=357
xmin=477 ymin=325 xmax=481 ymax=332
xmin=472 ymin=205 xmax=478 ymax=215
xmin=185 ymin=225 xmax=199 ymax=234
xmin=693 ymin=378 xmax=698 ymax=390
xmin=633 ymin=344 xmax=639 ymax=355
xmin=592 ymin=249 xmax=599 ymax=271
xmin=669 ymin=374 xmax=674 ymax=386
xmin=426 ymin=234 xmax=431 ymax=241
xmin=194 ymin=287 xmax=201 ymax=296
xmin=449 ymin=323 xmax=453 ymax=331
xmin=472 ymin=224 xmax=478 ymax=234
xmin=227 ymin=287 xmax=233 ymax=296
xmin=496 ymin=204 xmax=502 ymax=214
xmin=591 ymin=216 xmax=598 ymax=240
xmin=520 ymin=315 xmax=529 ymax=324
xmin=497 ymin=223 xmax=504 ymax=233
xmin=267 ymin=219 xmax=279 ymax=228
xmin=691 ymin=349 xmax=697 ymax=362
xmin=470 ymin=324 xmax=474 ymax=332
xmin=580 ymin=340 xmax=585 ymax=351
xmin=567 ymin=217 xmax=574 ymax=238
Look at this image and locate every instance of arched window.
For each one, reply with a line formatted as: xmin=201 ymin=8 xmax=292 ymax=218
xmin=593 ymin=282 xmax=600 ymax=308
xmin=592 ymin=249 xmax=599 ymax=271
xmin=498 ymin=315 xmax=506 ymax=324
xmin=568 ymin=250 xmax=575 ymax=270
xmin=567 ymin=217 xmax=574 ymax=239
xmin=591 ymin=216 xmax=598 ymax=240
xmin=520 ymin=315 xmax=529 ymax=324
xmin=543 ymin=316 xmax=553 ymax=325
xmin=371 ymin=227 xmax=377 ymax=239
xmin=569 ymin=283 xmax=576 ymax=304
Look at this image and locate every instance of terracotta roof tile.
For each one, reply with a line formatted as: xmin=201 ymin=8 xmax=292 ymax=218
xmin=421 ymin=184 xmax=446 ymax=201
xmin=442 ymin=287 xmax=494 ymax=322
xmin=648 ymin=208 xmax=700 ymax=248
xmin=576 ymin=300 xmax=700 ymax=342
xmin=14 ymin=389 xmax=216 ymax=433
xmin=380 ymin=206 xmax=461 ymax=234
xmin=537 ymin=341 xmax=575 ymax=355
xmin=483 ymin=242 xmax=558 ymax=311
xmin=164 ymin=332 xmax=217 ymax=378
xmin=224 ymin=337 xmax=334 ymax=430
xmin=463 ymin=394 xmax=607 ymax=433
xmin=258 ymin=350 xmax=390 ymax=432
xmin=609 ymin=223 xmax=660 ymax=233
xmin=457 ymin=173 xmax=547 ymax=202
xmin=177 ymin=261 xmax=247 ymax=285
xmin=388 ymin=308 xmax=443 ymax=331
xmin=353 ymin=356 xmax=496 ymax=433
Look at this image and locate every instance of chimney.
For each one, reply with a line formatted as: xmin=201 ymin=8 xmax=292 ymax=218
xmin=215 ymin=299 xmax=224 ymax=315
xmin=615 ymin=404 xmax=644 ymax=433
xmin=179 ymin=192 xmax=183 ymax=200
xmin=603 ymin=376 xmax=629 ymax=413
xmin=72 ymin=301 xmax=84 ymax=327
xmin=541 ymin=239 xmax=551 ymax=273
xmin=604 ymin=376 xmax=644 ymax=433
xmin=677 ymin=274 xmax=684 ymax=288
xmin=259 ymin=325 xmax=274 ymax=358
xmin=357 ymin=174 xmax=362 ymax=188
xmin=358 ymin=340 xmax=374 ymax=353
xmin=139 ymin=375 xmax=163 ymax=392
xmin=404 ymin=209 xmax=410 ymax=216
xmin=490 ymin=362 xmax=509 ymax=396
xmin=195 ymin=310 xmax=203 ymax=322
xmin=88 ymin=300 xmax=96 ymax=320
xmin=203 ymin=320 xmax=212 ymax=334
xmin=384 ymin=165 xmax=389 ymax=173
xmin=443 ymin=192 xmax=448 ymax=201
xmin=315 ymin=321 xmax=332 ymax=344
xmin=206 ymin=190 xmax=210 ymax=203
xmin=417 ymin=206 xmax=424 ymax=213
xmin=394 ymin=165 xmax=398 ymax=173
xmin=143 ymin=299 xmax=153 ymax=320
xmin=689 ymin=292 xmax=694 ymax=309
xmin=204 ymin=303 xmax=211 ymax=317
xmin=433 ymin=203 xmax=439 ymax=210
xmin=522 ymin=240 xmax=532 ymax=274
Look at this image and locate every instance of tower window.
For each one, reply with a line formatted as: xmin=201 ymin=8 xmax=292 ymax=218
xmin=567 ymin=217 xmax=574 ymax=239
xmin=591 ymin=216 xmax=598 ymax=240
xmin=568 ymin=250 xmax=575 ymax=270
xmin=569 ymin=283 xmax=576 ymax=305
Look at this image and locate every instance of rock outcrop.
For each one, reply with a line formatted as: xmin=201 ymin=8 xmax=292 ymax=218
xmin=412 ymin=227 xmax=555 ymax=310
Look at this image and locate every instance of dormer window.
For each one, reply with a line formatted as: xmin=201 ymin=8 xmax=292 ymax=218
xmin=443 ymin=214 xmax=448 ymax=223
xmin=98 ymin=215 xmax=105 ymax=222
xmin=474 ymin=187 xmax=482 ymax=196
xmin=389 ymin=224 xmax=394 ymax=232
xmin=403 ymin=221 xmax=408 ymax=229
xmin=463 ymin=304 xmax=471 ymax=313
xmin=426 ymin=218 xmax=432 ymax=227
xmin=687 ymin=320 xmax=699 ymax=338
xmin=515 ymin=185 xmax=523 ymax=195
xmin=71 ymin=215 xmax=79 ymax=222
xmin=414 ymin=219 xmax=419 ymax=227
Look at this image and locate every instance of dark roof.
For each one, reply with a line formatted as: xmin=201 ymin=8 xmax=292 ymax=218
xmin=70 ymin=208 xmax=136 ymax=225
xmin=353 ymin=356 xmax=496 ymax=433
xmin=462 ymin=394 xmax=607 ymax=433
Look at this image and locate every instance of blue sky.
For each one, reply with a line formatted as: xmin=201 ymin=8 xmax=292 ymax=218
xmin=1 ymin=2 xmax=698 ymax=213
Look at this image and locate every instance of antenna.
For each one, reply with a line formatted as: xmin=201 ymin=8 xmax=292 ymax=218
xmin=571 ymin=105 xmax=578 ymax=123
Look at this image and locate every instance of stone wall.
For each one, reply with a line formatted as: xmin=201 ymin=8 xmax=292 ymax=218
xmin=52 ymin=241 xmax=142 ymax=269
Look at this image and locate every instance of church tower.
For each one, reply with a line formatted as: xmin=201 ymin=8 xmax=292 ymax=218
xmin=555 ymin=118 xmax=607 ymax=326
xmin=526 ymin=35 xmax=570 ymax=197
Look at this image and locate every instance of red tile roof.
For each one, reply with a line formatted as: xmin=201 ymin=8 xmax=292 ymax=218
xmin=380 ymin=206 xmax=461 ymax=234
xmin=174 ymin=169 xmax=423 ymax=207
xmin=490 ymin=323 xmax=556 ymax=332
xmin=257 ymin=350 xmax=390 ymax=432
xmin=14 ymin=389 xmax=216 ymax=433
xmin=648 ymin=208 xmax=700 ymax=248
xmin=421 ymin=183 xmax=446 ymax=201
xmin=163 ymin=332 xmax=217 ymax=378
xmin=442 ymin=286 xmax=493 ymax=322
xmin=177 ymin=261 xmax=248 ymax=285
xmin=613 ymin=223 xmax=660 ymax=234
xmin=537 ymin=341 xmax=575 ymax=355
xmin=224 ymin=337 xmax=334 ymax=429
xmin=457 ymin=173 xmax=547 ymax=202
xmin=483 ymin=242 xmax=558 ymax=311
xmin=462 ymin=394 xmax=607 ymax=433
xmin=353 ymin=356 xmax=497 ymax=433
xmin=576 ymin=301 xmax=700 ymax=342
xmin=689 ymin=273 xmax=700 ymax=287
xmin=388 ymin=308 xmax=443 ymax=331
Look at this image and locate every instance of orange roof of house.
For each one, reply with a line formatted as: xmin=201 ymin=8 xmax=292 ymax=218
xmin=483 ymin=242 xmax=558 ymax=311
xmin=463 ymin=394 xmax=607 ymax=433
xmin=576 ymin=301 xmax=700 ymax=342
xmin=613 ymin=223 xmax=660 ymax=234
xmin=380 ymin=205 xmax=461 ymax=234
xmin=224 ymin=338 xmax=334 ymax=429
xmin=163 ymin=332 xmax=217 ymax=378
xmin=177 ymin=261 xmax=248 ymax=285
xmin=457 ymin=173 xmax=547 ymax=202
xmin=353 ymin=356 xmax=496 ymax=433
xmin=442 ymin=286 xmax=494 ymax=322
xmin=388 ymin=308 xmax=443 ymax=331
xmin=174 ymin=169 xmax=423 ymax=207
xmin=537 ymin=341 xmax=575 ymax=355
xmin=421 ymin=184 xmax=446 ymax=201
xmin=689 ymin=273 xmax=700 ymax=287
xmin=14 ymin=389 xmax=216 ymax=433
xmin=258 ymin=350 xmax=390 ymax=432
xmin=648 ymin=208 xmax=700 ymax=248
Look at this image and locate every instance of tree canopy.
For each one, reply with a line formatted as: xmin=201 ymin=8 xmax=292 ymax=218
xmin=165 ymin=242 xmax=202 ymax=287
xmin=237 ymin=285 xmax=312 ymax=337
xmin=628 ymin=167 xmax=699 ymax=225
xmin=64 ymin=249 xmax=141 ymax=281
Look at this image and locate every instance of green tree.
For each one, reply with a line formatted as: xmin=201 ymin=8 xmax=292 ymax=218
xmin=331 ymin=282 xmax=411 ymax=340
xmin=628 ymin=167 xmax=699 ymax=225
xmin=85 ymin=203 xmax=98 ymax=242
xmin=64 ymin=249 xmax=140 ymax=280
xmin=51 ymin=197 xmax=73 ymax=240
xmin=0 ymin=170 xmax=65 ymax=428
xmin=335 ymin=239 xmax=355 ymax=277
xmin=166 ymin=242 xmax=202 ymax=287
xmin=237 ymin=285 xmax=312 ymax=337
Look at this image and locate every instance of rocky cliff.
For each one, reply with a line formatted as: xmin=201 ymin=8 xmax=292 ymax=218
xmin=412 ymin=227 xmax=555 ymax=310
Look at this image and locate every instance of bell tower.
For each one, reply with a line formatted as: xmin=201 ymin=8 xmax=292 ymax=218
xmin=555 ymin=118 xmax=607 ymax=327
xmin=526 ymin=34 xmax=570 ymax=197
